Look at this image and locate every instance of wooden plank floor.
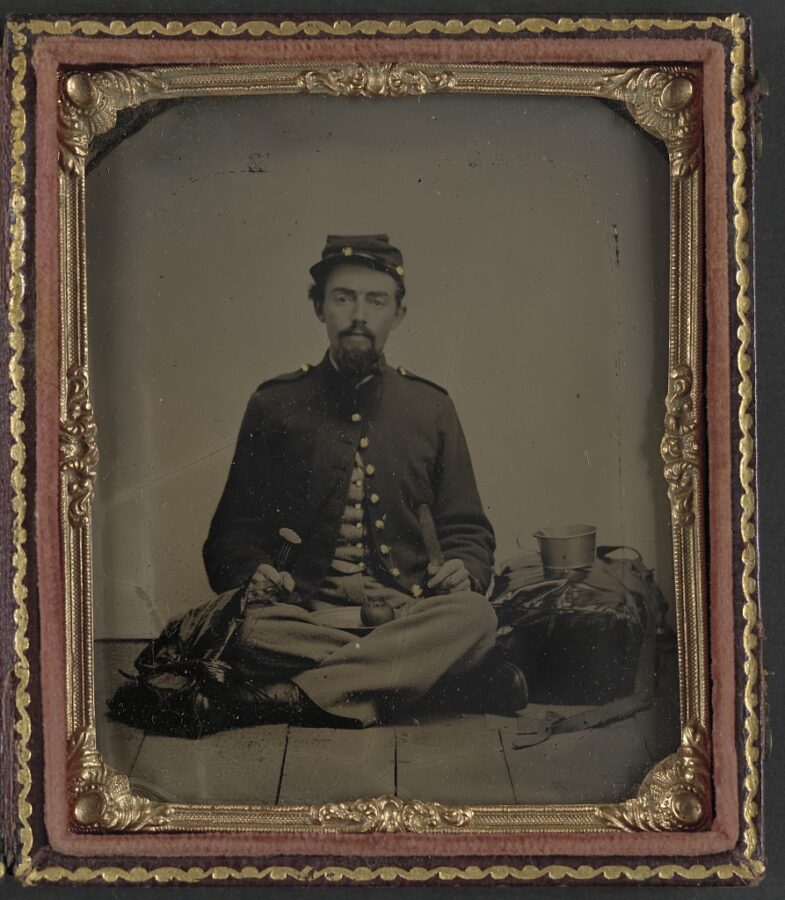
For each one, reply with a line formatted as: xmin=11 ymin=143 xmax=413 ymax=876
xmin=94 ymin=640 xmax=680 ymax=806
xmin=280 ymin=725 xmax=396 ymax=804
xmin=396 ymin=716 xmax=515 ymax=804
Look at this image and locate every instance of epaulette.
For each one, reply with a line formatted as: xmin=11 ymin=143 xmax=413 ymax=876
xmin=395 ymin=366 xmax=448 ymax=394
xmin=258 ymin=363 xmax=314 ymax=390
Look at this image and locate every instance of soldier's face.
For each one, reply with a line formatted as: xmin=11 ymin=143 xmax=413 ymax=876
xmin=318 ymin=264 xmax=406 ymax=357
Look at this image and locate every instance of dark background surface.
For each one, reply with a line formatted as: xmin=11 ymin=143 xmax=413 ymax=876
xmin=0 ymin=0 xmax=782 ymax=896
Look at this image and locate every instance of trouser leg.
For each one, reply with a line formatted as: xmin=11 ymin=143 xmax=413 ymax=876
xmin=293 ymin=591 xmax=497 ymax=726
xmin=224 ymin=601 xmax=356 ymax=684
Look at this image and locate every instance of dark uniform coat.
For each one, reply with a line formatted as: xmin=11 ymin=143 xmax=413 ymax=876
xmin=203 ymin=354 xmax=495 ymax=601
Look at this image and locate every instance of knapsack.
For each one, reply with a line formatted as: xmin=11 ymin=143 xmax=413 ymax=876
xmin=106 ymin=588 xmax=249 ymax=739
xmin=492 ymin=546 xmax=668 ymax=708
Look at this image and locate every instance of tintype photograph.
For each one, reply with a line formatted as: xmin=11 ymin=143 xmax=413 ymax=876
xmin=87 ymin=88 xmax=680 ymax=806
xmin=2 ymin=10 xmax=764 ymax=887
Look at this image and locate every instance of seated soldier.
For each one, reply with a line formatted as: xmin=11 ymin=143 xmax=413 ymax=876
xmin=111 ymin=235 xmax=527 ymax=735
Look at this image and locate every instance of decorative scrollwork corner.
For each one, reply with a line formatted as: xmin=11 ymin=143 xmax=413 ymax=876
xmin=661 ymin=364 xmax=698 ymax=527
xmin=58 ymin=68 xmax=166 ymax=174
xmin=599 ymin=67 xmax=701 ymax=177
xmin=60 ymin=364 xmax=99 ymax=527
xmin=68 ymin=726 xmax=173 ymax=831
xmin=596 ymin=722 xmax=711 ymax=832
xmin=297 ymin=63 xmax=456 ymax=97
xmin=311 ymin=795 xmax=474 ymax=832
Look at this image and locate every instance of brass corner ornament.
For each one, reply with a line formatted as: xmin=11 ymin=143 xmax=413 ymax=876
xmin=58 ymin=68 xmax=165 ymax=174
xmin=597 ymin=723 xmax=711 ymax=832
xmin=296 ymin=63 xmax=456 ymax=97
xmin=59 ymin=364 xmax=99 ymax=527
xmin=661 ymin=364 xmax=698 ymax=527
xmin=311 ymin=795 xmax=474 ymax=832
xmin=67 ymin=726 xmax=172 ymax=831
xmin=599 ymin=67 xmax=701 ymax=177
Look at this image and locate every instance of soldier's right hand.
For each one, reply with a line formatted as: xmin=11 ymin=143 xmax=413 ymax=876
xmin=245 ymin=563 xmax=295 ymax=602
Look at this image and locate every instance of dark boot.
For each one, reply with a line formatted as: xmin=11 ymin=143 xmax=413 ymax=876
xmin=106 ymin=659 xmax=278 ymax=739
xmin=424 ymin=650 xmax=528 ymax=716
xmin=232 ymin=681 xmax=362 ymax=729
xmin=107 ymin=673 xmax=231 ymax=740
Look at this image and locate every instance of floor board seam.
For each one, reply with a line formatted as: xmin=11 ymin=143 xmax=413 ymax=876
xmin=127 ymin=730 xmax=147 ymax=776
xmin=275 ymin=726 xmax=290 ymax=806
xmin=497 ymin=728 xmax=517 ymax=804
xmin=393 ymin=728 xmax=398 ymax=797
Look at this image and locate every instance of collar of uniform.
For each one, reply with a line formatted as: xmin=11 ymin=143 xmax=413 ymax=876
xmin=315 ymin=353 xmax=386 ymax=428
xmin=317 ymin=350 xmax=386 ymax=391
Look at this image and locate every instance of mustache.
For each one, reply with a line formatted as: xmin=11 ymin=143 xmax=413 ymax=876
xmin=339 ymin=325 xmax=375 ymax=341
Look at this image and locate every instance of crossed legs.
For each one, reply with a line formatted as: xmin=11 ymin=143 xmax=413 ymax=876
xmin=224 ymin=592 xmax=498 ymax=726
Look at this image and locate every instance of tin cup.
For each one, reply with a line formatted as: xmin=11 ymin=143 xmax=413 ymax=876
xmin=533 ymin=524 xmax=597 ymax=571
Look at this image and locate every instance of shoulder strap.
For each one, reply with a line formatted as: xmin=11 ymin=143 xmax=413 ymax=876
xmin=394 ymin=366 xmax=447 ymax=394
xmin=258 ymin=363 xmax=314 ymax=389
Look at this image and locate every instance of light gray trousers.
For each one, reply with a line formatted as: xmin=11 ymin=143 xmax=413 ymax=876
xmin=224 ymin=575 xmax=497 ymax=726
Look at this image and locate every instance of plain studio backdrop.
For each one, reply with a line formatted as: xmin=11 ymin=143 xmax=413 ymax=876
xmin=86 ymin=91 xmax=671 ymax=638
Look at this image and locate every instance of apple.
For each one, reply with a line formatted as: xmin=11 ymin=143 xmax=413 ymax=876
xmin=360 ymin=599 xmax=395 ymax=627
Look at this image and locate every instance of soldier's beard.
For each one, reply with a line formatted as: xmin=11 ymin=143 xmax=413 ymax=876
xmin=333 ymin=328 xmax=381 ymax=377
xmin=333 ymin=342 xmax=381 ymax=378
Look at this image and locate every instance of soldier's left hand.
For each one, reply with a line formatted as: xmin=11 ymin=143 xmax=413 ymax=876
xmin=427 ymin=558 xmax=472 ymax=594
